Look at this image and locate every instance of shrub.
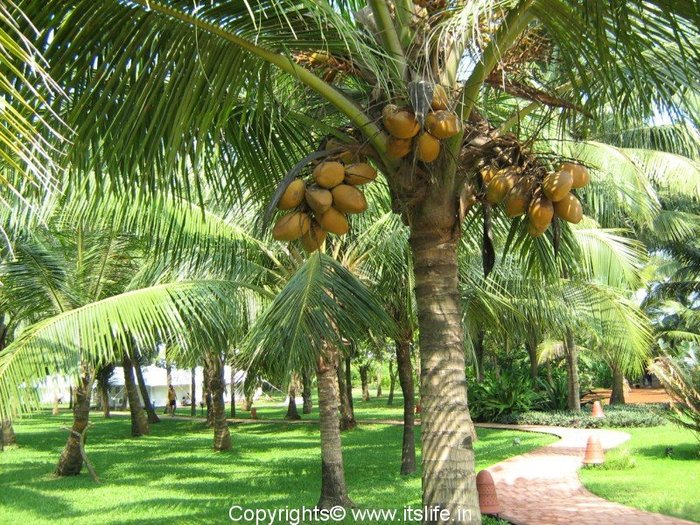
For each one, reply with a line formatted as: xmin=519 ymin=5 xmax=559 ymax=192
xmin=469 ymin=370 xmax=539 ymax=421
xmin=490 ymin=404 xmax=667 ymax=428
xmin=535 ymin=373 xmax=569 ymax=411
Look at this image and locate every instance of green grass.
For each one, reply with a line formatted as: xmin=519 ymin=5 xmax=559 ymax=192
xmin=0 ymin=401 xmax=554 ymax=525
xmin=579 ymin=425 xmax=700 ymax=523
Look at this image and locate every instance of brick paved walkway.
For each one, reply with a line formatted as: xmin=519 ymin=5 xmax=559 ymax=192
xmin=477 ymin=423 xmax=696 ymax=525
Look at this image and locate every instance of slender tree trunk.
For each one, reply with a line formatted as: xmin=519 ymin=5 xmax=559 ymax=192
xmin=242 ymin=372 xmax=254 ymax=411
xmin=56 ymin=365 xmax=94 ymax=475
xmin=525 ymin=339 xmax=538 ymax=383
xmin=133 ymin=354 xmax=160 ymax=424
xmin=316 ymin=346 xmax=354 ymax=509
xmin=473 ymin=331 xmax=485 ymax=383
xmin=191 ymin=366 xmax=197 ymax=417
xmin=610 ymin=363 xmax=626 ymax=405
xmin=409 ymin=222 xmax=480 ymax=524
xmin=99 ymin=380 xmax=111 ymax=418
xmin=230 ymin=366 xmax=236 ymax=418
xmin=122 ymin=354 xmax=150 ymax=437
xmin=69 ymin=386 xmax=73 ymax=410
xmin=396 ymin=337 xmax=416 ymax=475
xmin=285 ymin=383 xmax=301 ymax=421
xmin=2 ymin=420 xmax=16 ymax=446
xmin=564 ymin=329 xmax=581 ymax=412
xmin=302 ymin=372 xmax=313 ymax=414
xmin=387 ymin=358 xmax=397 ymax=406
xmin=345 ymin=356 xmax=354 ymax=413
xmin=337 ymin=354 xmax=357 ymax=430
xmin=359 ymin=365 xmax=370 ymax=401
xmin=205 ymin=352 xmax=231 ymax=451
xmin=203 ymin=358 xmax=214 ymax=426
xmin=376 ymin=369 xmax=382 ymax=398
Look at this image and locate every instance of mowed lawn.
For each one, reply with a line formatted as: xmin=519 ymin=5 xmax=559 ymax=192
xmin=0 ymin=397 xmax=554 ymax=525
xmin=580 ymin=425 xmax=700 ymax=523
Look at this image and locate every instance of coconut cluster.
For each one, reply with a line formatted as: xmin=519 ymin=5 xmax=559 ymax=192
xmin=272 ymin=147 xmax=377 ymax=252
xmin=382 ymin=86 xmax=461 ymax=163
xmin=481 ymin=161 xmax=590 ymax=237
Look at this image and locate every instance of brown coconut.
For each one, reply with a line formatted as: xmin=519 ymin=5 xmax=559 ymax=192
xmin=504 ymin=183 xmax=533 ymax=217
xmin=425 ymin=110 xmax=461 ymax=139
xmin=319 ymin=207 xmax=350 ymax=236
xmin=416 ymin=133 xmax=441 ymax=163
xmin=431 ymin=85 xmax=449 ymax=110
xmin=561 ymin=162 xmax=590 ymax=189
xmin=386 ymin=136 xmax=412 ymax=159
xmin=382 ymin=105 xmax=420 ymax=139
xmin=277 ymin=179 xmax=306 ymax=210
xmin=331 ymin=184 xmax=368 ymax=214
xmin=480 ymin=167 xmax=498 ymax=185
xmin=344 ymin=163 xmax=377 ymax=185
xmin=553 ymin=193 xmax=583 ymax=224
xmin=486 ymin=172 xmax=517 ymax=204
xmin=313 ymin=161 xmax=345 ymax=189
xmin=272 ymin=212 xmax=310 ymax=241
xmin=301 ymin=221 xmax=327 ymax=252
xmin=528 ymin=194 xmax=554 ymax=232
xmin=305 ymin=185 xmax=333 ymax=215
xmin=542 ymin=170 xmax=574 ymax=202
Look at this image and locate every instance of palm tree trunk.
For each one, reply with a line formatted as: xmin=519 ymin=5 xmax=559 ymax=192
xmin=396 ymin=337 xmax=416 ymax=475
xmin=525 ymin=339 xmax=538 ymax=383
xmin=409 ymin=224 xmax=480 ymax=524
xmin=387 ymin=358 xmax=397 ymax=406
xmin=345 ymin=356 xmax=354 ymax=413
xmin=122 ymin=354 xmax=150 ymax=437
xmin=564 ymin=329 xmax=581 ymax=412
xmin=133 ymin=354 xmax=160 ymax=424
xmin=230 ymin=366 xmax=236 ymax=418
xmin=473 ymin=331 xmax=485 ymax=383
xmin=56 ymin=365 xmax=94 ymax=476
xmin=302 ymin=372 xmax=313 ymax=414
xmin=375 ymin=369 xmax=382 ymax=397
xmin=359 ymin=365 xmax=370 ymax=401
xmin=2 ymin=419 xmax=16 ymax=446
xmin=203 ymin=358 xmax=214 ymax=426
xmin=610 ymin=363 xmax=626 ymax=405
xmin=336 ymin=356 xmax=356 ymax=430
xmin=285 ymin=384 xmax=301 ymax=420
xmin=316 ymin=347 xmax=353 ymax=509
xmin=242 ymin=371 xmax=254 ymax=411
xmin=205 ymin=351 xmax=231 ymax=451
xmin=190 ymin=366 xmax=197 ymax=417
xmin=99 ymin=380 xmax=111 ymax=418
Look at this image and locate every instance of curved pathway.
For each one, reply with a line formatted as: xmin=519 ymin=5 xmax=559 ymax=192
xmin=477 ymin=423 xmax=696 ymax=525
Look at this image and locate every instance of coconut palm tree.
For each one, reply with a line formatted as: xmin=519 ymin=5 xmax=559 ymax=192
xmin=12 ymin=1 xmax=700 ymax=519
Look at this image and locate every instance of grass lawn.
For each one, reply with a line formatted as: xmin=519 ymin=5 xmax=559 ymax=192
xmin=579 ymin=425 xmax=700 ymax=523
xmin=0 ymin=398 xmax=554 ymax=525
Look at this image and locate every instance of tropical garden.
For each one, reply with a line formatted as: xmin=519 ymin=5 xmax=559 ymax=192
xmin=0 ymin=1 xmax=699 ymax=524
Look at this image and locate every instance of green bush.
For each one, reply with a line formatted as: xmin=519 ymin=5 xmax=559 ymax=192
xmin=535 ymin=373 xmax=569 ymax=411
xmin=490 ymin=404 xmax=668 ymax=428
xmin=470 ymin=370 xmax=539 ymax=421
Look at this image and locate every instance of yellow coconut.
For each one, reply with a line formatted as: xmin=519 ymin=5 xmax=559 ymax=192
xmin=277 ymin=179 xmax=306 ymax=210
xmin=504 ymin=184 xmax=532 ymax=217
xmin=313 ymin=161 xmax=345 ymax=189
xmin=542 ymin=170 xmax=574 ymax=202
xmin=301 ymin=221 xmax=327 ymax=252
xmin=325 ymin=139 xmax=357 ymax=164
xmin=272 ymin=212 xmax=310 ymax=241
xmin=425 ymin=110 xmax=461 ymax=139
xmin=431 ymin=85 xmax=449 ymax=111
xmin=305 ymin=185 xmax=333 ymax=215
xmin=416 ymin=133 xmax=441 ymax=163
xmin=382 ymin=105 xmax=421 ymax=139
xmin=553 ymin=192 xmax=583 ymax=224
xmin=331 ymin=184 xmax=368 ymax=214
xmin=319 ymin=207 xmax=350 ymax=236
xmin=528 ymin=194 xmax=554 ymax=232
xmin=528 ymin=223 xmax=547 ymax=238
xmin=485 ymin=176 xmax=509 ymax=204
xmin=386 ymin=136 xmax=412 ymax=159
xmin=561 ymin=162 xmax=590 ymax=189
xmin=344 ymin=163 xmax=377 ymax=185
xmin=480 ymin=167 xmax=498 ymax=185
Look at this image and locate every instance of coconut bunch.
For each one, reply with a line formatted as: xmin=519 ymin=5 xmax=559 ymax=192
xmin=481 ymin=161 xmax=590 ymax=237
xmin=272 ymin=147 xmax=378 ymax=252
xmin=382 ymin=85 xmax=461 ymax=163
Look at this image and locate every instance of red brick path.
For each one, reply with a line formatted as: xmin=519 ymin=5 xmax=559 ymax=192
xmin=476 ymin=423 xmax=696 ymax=525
